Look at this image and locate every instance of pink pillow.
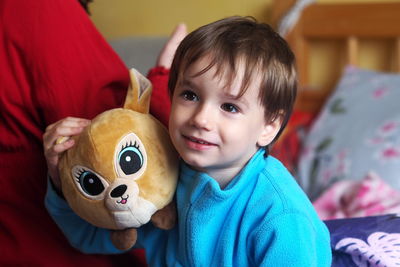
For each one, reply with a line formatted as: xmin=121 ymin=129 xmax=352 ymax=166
xmin=313 ymin=172 xmax=400 ymax=220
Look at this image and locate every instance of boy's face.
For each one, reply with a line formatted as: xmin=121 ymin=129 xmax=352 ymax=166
xmin=169 ymin=57 xmax=281 ymax=181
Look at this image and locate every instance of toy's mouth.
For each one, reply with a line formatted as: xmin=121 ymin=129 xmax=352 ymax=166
xmin=117 ymin=194 xmax=129 ymax=204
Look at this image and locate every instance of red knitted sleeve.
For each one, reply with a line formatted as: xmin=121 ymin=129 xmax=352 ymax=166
xmin=148 ymin=66 xmax=171 ymax=127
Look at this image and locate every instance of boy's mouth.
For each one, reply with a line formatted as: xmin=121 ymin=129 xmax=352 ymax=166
xmin=183 ymin=135 xmax=217 ymax=149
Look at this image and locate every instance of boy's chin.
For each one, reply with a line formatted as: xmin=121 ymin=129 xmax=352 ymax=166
xmin=181 ymin=156 xmax=208 ymax=172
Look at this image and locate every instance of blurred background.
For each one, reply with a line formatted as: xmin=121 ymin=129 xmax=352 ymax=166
xmin=90 ymin=0 xmax=400 ymax=39
xmin=90 ymin=0 xmax=400 ymax=78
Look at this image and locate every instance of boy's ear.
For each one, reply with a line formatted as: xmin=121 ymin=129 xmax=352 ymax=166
xmin=257 ymin=116 xmax=283 ymax=147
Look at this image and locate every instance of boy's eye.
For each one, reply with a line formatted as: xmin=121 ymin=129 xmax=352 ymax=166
xmin=221 ymin=103 xmax=239 ymax=113
xmin=180 ymin=90 xmax=198 ymax=101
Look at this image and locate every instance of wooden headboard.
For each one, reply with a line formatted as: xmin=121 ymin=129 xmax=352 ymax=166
xmin=283 ymin=2 xmax=400 ymax=113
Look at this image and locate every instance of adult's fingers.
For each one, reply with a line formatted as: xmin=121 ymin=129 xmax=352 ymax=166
xmin=45 ymin=117 xmax=90 ymax=135
xmin=43 ymin=120 xmax=89 ymax=150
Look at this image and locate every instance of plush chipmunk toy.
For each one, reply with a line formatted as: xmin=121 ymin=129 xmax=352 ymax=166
xmin=58 ymin=69 xmax=178 ymax=250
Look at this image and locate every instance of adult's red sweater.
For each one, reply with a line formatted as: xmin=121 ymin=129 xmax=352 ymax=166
xmin=0 ymin=0 xmax=170 ymax=265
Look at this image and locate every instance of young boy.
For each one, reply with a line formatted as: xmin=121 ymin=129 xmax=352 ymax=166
xmin=45 ymin=16 xmax=332 ymax=266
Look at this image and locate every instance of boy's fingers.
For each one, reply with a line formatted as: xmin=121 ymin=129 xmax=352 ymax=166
xmin=156 ymin=23 xmax=187 ymax=68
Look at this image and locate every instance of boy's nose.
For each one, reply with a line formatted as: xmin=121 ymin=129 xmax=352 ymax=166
xmin=191 ymin=105 xmax=213 ymax=130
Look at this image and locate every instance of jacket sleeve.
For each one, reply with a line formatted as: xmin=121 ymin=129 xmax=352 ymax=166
xmin=147 ymin=66 xmax=171 ymax=127
xmin=44 ymin=180 xmax=124 ymax=254
xmin=249 ymin=212 xmax=332 ymax=267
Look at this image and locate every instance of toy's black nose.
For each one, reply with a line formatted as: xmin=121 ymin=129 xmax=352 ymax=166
xmin=110 ymin=184 xmax=127 ymax=198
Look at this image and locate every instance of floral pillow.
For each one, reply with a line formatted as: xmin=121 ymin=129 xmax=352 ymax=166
xmin=297 ymin=66 xmax=400 ymax=201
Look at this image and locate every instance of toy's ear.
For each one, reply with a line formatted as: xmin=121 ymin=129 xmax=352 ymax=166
xmin=123 ymin=68 xmax=152 ymax=114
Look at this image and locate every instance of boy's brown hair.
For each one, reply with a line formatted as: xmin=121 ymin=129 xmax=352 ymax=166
xmin=168 ymin=16 xmax=297 ymax=154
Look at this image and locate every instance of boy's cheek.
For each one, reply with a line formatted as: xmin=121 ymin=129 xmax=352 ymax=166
xmin=169 ymin=103 xmax=186 ymax=121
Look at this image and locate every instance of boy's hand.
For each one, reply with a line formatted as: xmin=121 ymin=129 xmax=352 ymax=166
xmin=156 ymin=23 xmax=187 ymax=68
xmin=43 ymin=117 xmax=90 ymax=189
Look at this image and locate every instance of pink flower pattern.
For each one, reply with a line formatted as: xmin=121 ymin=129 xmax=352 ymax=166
xmin=369 ymin=120 xmax=400 ymax=161
xmin=298 ymin=67 xmax=400 ymax=203
xmin=380 ymin=147 xmax=400 ymax=160
xmin=372 ymin=86 xmax=389 ymax=99
xmin=313 ymin=172 xmax=400 ymax=220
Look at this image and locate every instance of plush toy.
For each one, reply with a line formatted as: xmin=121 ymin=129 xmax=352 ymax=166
xmin=58 ymin=69 xmax=179 ymax=249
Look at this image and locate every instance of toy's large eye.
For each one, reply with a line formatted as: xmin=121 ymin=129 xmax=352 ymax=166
xmin=118 ymin=141 xmax=143 ymax=175
xmin=78 ymin=170 xmax=104 ymax=195
xmin=115 ymin=133 xmax=147 ymax=180
xmin=72 ymin=166 xmax=109 ymax=200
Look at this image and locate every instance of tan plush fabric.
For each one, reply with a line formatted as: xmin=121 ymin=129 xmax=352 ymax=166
xmin=59 ymin=69 xmax=178 ymax=230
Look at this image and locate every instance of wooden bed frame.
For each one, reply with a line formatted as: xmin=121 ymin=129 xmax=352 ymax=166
xmin=283 ymin=2 xmax=400 ymax=113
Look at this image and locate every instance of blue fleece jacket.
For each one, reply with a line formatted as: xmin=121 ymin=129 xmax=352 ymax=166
xmin=46 ymin=149 xmax=332 ymax=266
